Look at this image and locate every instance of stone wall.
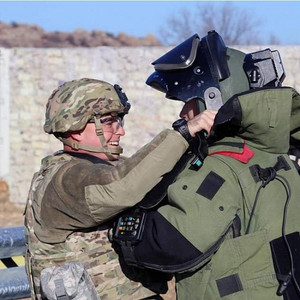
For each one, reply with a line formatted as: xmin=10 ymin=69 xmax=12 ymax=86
xmin=0 ymin=45 xmax=300 ymax=204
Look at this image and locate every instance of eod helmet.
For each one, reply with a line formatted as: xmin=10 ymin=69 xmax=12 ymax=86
xmin=44 ymin=78 xmax=130 ymax=160
xmin=146 ymin=30 xmax=285 ymax=113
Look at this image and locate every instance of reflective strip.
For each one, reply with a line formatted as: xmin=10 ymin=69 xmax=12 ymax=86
xmin=0 ymin=256 xmax=25 ymax=269
xmin=12 ymin=255 xmax=25 ymax=266
xmin=0 ymin=260 xmax=6 ymax=269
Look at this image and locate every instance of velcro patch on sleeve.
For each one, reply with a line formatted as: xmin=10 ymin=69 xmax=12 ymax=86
xmin=196 ymin=171 xmax=225 ymax=200
xmin=216 ymin=273 xmax=243 ymax=297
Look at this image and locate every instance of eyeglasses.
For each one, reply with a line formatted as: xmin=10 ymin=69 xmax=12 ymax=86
xmin=100 ymin=116 xmax=124 ymax=131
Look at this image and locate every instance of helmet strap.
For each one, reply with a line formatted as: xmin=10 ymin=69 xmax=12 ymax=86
xmin=94 ymin=115 xmax=122 ymax=160
xmin=56 ymin=116 xmax=123 ymax=161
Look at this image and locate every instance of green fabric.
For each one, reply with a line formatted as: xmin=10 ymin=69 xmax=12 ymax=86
xmin=237 ymin=88 xmax=293 ymax=153
xmin=158 ymin=87 xmax=300 ymax=299
xmin=290 ymin=88 xmax=300 ymax=141
xmin=175 ymin=230 xmax=281 ymax=300
xmin=219 ymin=48 xmax=249 ymax=103
xmin=159 ymin=153 xmax=241 ymax=254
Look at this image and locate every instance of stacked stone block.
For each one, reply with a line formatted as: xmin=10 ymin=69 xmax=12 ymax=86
xmin=0 ymin=45 xmax=299 ymax=204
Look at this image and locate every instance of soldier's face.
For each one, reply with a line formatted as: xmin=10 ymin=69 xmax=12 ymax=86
xmin=75 ymin=116 xmax=125 ymax=160
xmin=101 ymin=115 xmax=125 ymax=157
xmin=179 ymin=99 xmax=198 ymax=120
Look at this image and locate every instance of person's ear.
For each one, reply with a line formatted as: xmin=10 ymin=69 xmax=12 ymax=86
xmin=69 ymin=131 xmax=83 ymax=142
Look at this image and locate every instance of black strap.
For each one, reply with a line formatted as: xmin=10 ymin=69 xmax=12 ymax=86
xmin=250 ymin=155 xmax=291 ymax=187
xmin=246 ymin=155 xmax=291 ymax=234
xmin=232 ymin=215 xmax=241 ymax=238
xmin=54 ymin=278 xmax=70 ymax=300
xmin=120 ymin=241 xmax=138 ymax=265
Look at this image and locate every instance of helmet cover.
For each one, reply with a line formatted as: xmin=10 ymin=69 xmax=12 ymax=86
xmin=44 ymin=78 xmax=130 ymax=134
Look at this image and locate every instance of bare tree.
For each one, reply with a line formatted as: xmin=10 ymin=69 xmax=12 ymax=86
xmin=268 ymin=33 xmax=281 ymax=45
xmin=159 ymin=2 xmax=265 ymax=46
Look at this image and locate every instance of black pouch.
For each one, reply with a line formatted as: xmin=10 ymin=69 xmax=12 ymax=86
xmin=111 ymin=209 xmax=147 ymax=244
xmin=270 ymin=232 xmax=300 ymax=300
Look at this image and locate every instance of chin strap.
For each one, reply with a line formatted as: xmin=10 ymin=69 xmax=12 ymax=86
xmin=57 ymin=115 xmax=123 ymax=161
xmin=93 ymin=115 xmax=121 ymax=160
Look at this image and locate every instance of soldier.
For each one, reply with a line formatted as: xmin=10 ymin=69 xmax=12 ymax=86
xmin=111 ymin=31 xmax=300 ymax=299
xmin=24 ymin=78 xmax=216 ymax=299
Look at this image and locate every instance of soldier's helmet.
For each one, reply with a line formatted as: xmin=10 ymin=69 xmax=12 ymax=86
xmin=44 ymin=78 xmax=130 ymax=134
xmin=146 ymin=30 xmax=285 ymax=112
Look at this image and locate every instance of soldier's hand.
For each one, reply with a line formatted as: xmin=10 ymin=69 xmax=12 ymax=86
xmin=187 ymin=110 xmax=217 ymax=137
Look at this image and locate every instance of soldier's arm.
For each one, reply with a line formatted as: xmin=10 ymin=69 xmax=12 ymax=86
xmin=59 ymin=129 xmax=188 ymax=226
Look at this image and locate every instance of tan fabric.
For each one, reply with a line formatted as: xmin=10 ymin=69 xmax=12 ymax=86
xmin=24 ymin=129 xmax=188 ymax=299
xmin=31 ymin=129 xmax=188 ymax=243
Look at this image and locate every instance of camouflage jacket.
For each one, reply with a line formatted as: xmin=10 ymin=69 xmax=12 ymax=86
xmin=24 ymin=129 xmax=188 ymax=300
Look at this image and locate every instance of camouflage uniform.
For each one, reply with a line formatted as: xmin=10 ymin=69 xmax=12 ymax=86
xmin=40 ymin=261 xmax=100 ymax=300
xmin=24 ymin=78 xmax=189 ymax=299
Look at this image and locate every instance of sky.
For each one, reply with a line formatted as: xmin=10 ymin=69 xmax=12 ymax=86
xmin=0 ymin=1 xmax=300 ymax=45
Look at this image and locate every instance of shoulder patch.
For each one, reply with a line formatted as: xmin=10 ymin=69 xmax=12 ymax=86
xmin=196 ymin=171 xmax=225 ymax=200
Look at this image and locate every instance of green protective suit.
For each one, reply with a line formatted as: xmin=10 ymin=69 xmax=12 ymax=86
xmin=116 ymin=87 xmax=300 ymax=300
xmin=164 ymin=87 xmax=300 ymax=299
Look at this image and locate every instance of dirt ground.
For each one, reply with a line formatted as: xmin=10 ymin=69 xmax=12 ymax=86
xmin=0 ymin=179 xmax=25 ymax=227
xmin=0 ymin=201 xmax=25 ymax=227
xmin=0 ymin=181 xmax=176 ymax=299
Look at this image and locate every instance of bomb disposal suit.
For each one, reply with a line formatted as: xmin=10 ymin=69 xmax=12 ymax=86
xmin=111 ymin=32 xmax=300 ymax=300
xmin=24 ymin=78 xmax=191 ymax=300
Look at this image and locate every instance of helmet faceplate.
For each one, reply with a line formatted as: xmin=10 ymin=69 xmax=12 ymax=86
xmin=146 ymin=31 xmax=230 ymax=110
xmin=146 ymin=30 xmax=285 ymax=113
